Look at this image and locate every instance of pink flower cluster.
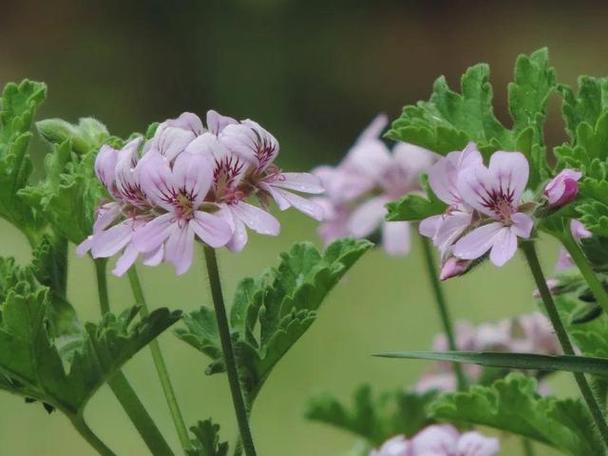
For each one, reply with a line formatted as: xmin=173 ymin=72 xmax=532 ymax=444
xmin=414 ymin=312 xmax=560 ymax=393
xmin=419 ymin=143 xmax=534 ymax=270
xmin=313 ymin=115 xmax=437 ymax=255
xmin=370 ymin=425 xmax=499 ymax=456
xmin=78 ymin=111 xmax=324 ymax=275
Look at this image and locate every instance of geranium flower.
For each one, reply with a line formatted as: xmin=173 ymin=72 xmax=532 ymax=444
xmin=452 ymin=152 xmax=534 ymax=266
xmin=132 ymin=144 xmax=232 ymax=274
xmin=220 ymin=119 xmax=325 ymax=220
xmin=314 ymin=115 xmax=437 ymax=255
xmin=370 ymin=425 xmax=499 ymax=456
xmin=544 ymin=168 xmax=582 ymax=209
xmin=419 ymin=142 xmax=482 ymax=257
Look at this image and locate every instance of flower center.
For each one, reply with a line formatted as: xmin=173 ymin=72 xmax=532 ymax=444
xmin=175 ymin=193 xmax=194 ymax=219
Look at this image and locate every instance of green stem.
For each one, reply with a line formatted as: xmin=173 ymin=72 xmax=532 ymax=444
xmin=560 ymin=229 xmax=608 ymax=314
xmin=521 ymin=241 xmax=608 ymax=448
xmin=521 ymin=437 xmax=535 ymax=456
xmin=94 ymin=260 xmax=175 ymax=456
xmin=127 ymin=267 xmax=191 ymax=452
xmin=203 ymin=246 xmax=257 ymax=456
xmin=418 ymin=235 xmax=467 ymax=391
xmin=70 ymin=413 xmax=116 ymax=456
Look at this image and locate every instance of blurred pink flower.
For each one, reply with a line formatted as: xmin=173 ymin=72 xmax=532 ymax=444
xmin=371 ymin=425 xmax=499 ymax=456
xmin=453 ymin=152 xmax=533 ymax=266
xmin=313 ymin=115 xmax=437 ymax=255
xmin=544 ymin=168 xmax=581 ymax=209
xmin=555 ymin=219 xmax=592 ymax=271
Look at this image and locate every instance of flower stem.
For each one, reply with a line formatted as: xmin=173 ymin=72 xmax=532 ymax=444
xmin=559 ymin=229 xmax=608 ymax=314
xmin=203 ymin=246 xmax=257 ymax=456
xmin=521 ymin=438 xmax=535 ymax=456
xmin=70 ymin=414 xmax=116 ymax=456
xmin=418 ymin=235 xmax=467 ymax=391
xmin=127 ymin=267 xmax=192 ymax=452
xmin=521 ymin=241 xmax=608 ymax=448
xmin=94 ymin=260 xmax=175 ymax=456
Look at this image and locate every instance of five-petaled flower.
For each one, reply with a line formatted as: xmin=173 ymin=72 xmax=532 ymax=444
xmin=452 ymin=151 xmax=534 ymax=267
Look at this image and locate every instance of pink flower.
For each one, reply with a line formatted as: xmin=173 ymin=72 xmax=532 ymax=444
xmin=370 ymin=435 xmax=410 ymax=456
xmin=439 ymin=257 xmax=472 ymax=280
xmin=133 ymin=143 xmax=232 ymax=274
xmin=544 ymin=169 xmax=582 ymax=208
xmin=555 ymin=219 xmax=592 ymax=271
xmin=78 ymin=138 xmax=164 ymax=276
xmin=452 ymin=152 xmax=534 ymax=266
xmin=149 ymin=112 xmax=204 ymax=161
xmin=372 ymin=425 xmax=499 ymax=456
xmin=186 ymin=132 xmax=280 ymax=252
xmin=314 ymin=115 xmax=437 ymax=256
xmin=219 ymin=119 xmax=325 ymax=221
xmin=419 ymin=143 xmax=482 ymax=258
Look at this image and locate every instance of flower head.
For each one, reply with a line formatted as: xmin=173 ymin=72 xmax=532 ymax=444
xmin=80 ymin=110 xmax=323 ymax=275
xmin=544 ymin=169 xmax=582 ymax=209
xmin=314 ymin=115 xmax=437 ymax=255
xmin=370 ymin=425 xmax=499 ymax=456
xmin=452 ymin=152 xmax=534 ymax=266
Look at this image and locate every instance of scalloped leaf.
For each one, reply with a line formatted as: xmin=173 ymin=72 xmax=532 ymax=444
xmin=429 ymin=373 xmax=602 ymax=455
xmin=305 ymin=384 xmax=437 ymax=446
xmin=176 ymin=239 xmax=372 ymax=407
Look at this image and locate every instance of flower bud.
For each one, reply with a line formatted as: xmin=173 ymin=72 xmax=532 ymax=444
xmin=544 ymin=169 xmax=582 ymax=208
xmin=439 ymin=257 xmax=472 ymax=281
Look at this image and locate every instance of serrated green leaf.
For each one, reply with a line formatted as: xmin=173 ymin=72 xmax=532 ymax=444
xmin=559 ymin=76 xmax=608 ymax=140
xmin=187 ymin=419 xmax=229 ymax=456
xmin=176 ymin=239 xmax=372 ymax=407
xmin=0 ymin=259 xmax=181 ymax=416
xmin=385 ymin=175 xmax=446 ymax=222
xmin=387 ymin=48 xmax=555 ymax=204
xmin=0 ymin=80 xmax=47 ymax=243
xmin=429 ymin=373 xmax=602 ymax=455
xmin=305 ymin=385 xmax=437 ymax=446
xmin=20 ymin=140 xmax=105 ymax=244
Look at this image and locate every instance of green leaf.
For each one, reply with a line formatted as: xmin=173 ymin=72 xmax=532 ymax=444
xmin=187 ymin=419 xmax=229 ymax=456
xmin=559 ymin=76 xmax=608 ymax=141
xmin=386 ymin=49 xmax=555 ymax=190
xmin=429 ymin=373 xmax=602 ymax=455
xmin=386 ymin=63 xmax=511 ymax=154
xmin=0 ymin=259 xmax=181 ymax=416
xmin=176 ymin=239 xmax=373 ymax=407
xmin=305 ymin=385 xmax=437 ymax=446
xmin=385 ymin=175 xmax=446 ymax=222
xmin=20 ymin=140 xmax=105 ymax=244
xmin=0 ymin=80 xmax=47 ymax=242
xmin=375 ymin=350 xmax=608 ymax=377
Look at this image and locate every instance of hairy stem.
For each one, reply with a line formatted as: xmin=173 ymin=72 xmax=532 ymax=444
xmin=560 ymin=229 xmax=608 ymax=314
xmin=94 ymin=260 xmax=175 ymax=455
xmin=127 ymin=267 xmax=191 ymax=452
xmin=203 ymin=246 xmax=257 ymax=456
xmin=70 ymin=414 xmax=116 ymax=456
xmin=521 ymin=242 xmax=608 ymax=448
xmin=418 ymin=235 xmax=466 ymax=390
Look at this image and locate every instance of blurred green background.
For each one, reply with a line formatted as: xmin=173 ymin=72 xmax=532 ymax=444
xmin=1 ymin=0 xmax=607 ymax=454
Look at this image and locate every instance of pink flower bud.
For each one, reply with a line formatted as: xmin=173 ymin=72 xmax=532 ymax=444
xmin=544 ymin=169 xmax=582 ymax=208
xmin=439 ymin=257 xmax=471 ymax=281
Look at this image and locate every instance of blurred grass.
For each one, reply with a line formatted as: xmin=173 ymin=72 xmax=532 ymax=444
xmin=0 ymin=212 xmax=567 ymax=455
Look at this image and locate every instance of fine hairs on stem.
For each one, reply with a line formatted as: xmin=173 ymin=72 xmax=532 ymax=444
xmin=203 ymin=246 xmax=257 ymax=456
xmin=521 ymin=241 xmax=608 ymax=449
